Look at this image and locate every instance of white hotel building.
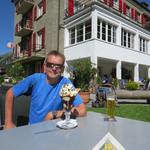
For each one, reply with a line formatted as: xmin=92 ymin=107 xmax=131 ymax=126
xmin=64 ymin=0 xmax=150 ymax=82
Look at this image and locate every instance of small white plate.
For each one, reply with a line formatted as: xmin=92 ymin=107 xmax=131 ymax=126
xmin=56 ymin=119 xmax=78 ymax=129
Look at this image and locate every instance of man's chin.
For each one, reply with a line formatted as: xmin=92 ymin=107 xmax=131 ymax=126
xmin=47 ymin=74 xmax=60 ymax=79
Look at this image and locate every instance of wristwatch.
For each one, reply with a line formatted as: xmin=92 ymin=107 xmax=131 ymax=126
xmin=52 ymin=111 xmax=57 ymax=119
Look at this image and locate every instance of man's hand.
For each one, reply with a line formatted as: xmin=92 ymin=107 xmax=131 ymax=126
xmin=44 ymin=110 xmax=65 ymax=121
xmin=71 ymin=103 xmax=87 ymax=117
xmin=44 ymin=112 xmax=53 ymax=120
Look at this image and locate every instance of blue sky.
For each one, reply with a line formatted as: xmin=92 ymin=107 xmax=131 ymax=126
xmin=0 ymin=0 xmax=14 ymax=56
xmin=0 ymin=0 xmax=149 ymax=56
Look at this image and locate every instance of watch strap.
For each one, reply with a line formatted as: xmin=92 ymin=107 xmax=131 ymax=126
xmin=52 ymin=111 xmax=57 ymax=119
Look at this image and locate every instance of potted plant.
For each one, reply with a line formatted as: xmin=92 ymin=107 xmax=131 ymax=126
xmin=68 ymin=58 xmax=95 ymax=103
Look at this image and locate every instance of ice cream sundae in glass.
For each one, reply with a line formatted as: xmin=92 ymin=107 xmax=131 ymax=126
xmin=56 ymin=83 xmax=79 ymax=129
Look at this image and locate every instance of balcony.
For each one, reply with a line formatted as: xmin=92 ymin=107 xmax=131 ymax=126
xmin=16 ymin=0 xmax=34 ymax=14
xmin=65 ymin=0 xmax=121 ymax=18
xmin=18 ymin=50 xmax=30 ymax=58
xmin=32 ymin=44 xmax=46 ymax=57
xmin=15 ymin=19 xmax=33 ymax=37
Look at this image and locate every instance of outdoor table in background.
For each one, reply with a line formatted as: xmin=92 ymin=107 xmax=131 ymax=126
xmin=0 ymin=112 xmax=150 ymax=150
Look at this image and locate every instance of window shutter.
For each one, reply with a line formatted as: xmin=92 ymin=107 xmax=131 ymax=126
xmin=135 ymin=9 xmax=137 ymax=21
xmin=29 ymin=10 xmax=33 ymax=28
xmin=34 ymin=6 xmax=37 ymax=21
xmin=119 ymin=0 xmax=122 ymax=12
xmin=104 ymin=0 xmax=107 ymax=5
xmin=141 ymin=14 xmax=144 ymax=25
xmin=141 ymin=14 xmax=147 ymax=26
xmin=68 ymin=0 xmax=74 ymax=16
xmin=109 ymin=0 xmax=113 ymax=7
xmin=43 ymin=0 xmax=46 ymax=14
xmin=131 ymin=8 xmax=134 ymax=20
xmin=33 ymin=33 xmax=36 ymax=51
xmin=123 ymin=2 xmax=126 ymax=15
xmin=28 ymin=36 xmax=32 ymax=56
xmin=42 ymin=27 xmax=45 ymax=49
xmin=141 ymin=14 xmax=145 ymax=25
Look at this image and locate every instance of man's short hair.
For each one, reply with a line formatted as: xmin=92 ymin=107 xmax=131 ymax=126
xmin=45 ymin=50 xmax=65 ymax=64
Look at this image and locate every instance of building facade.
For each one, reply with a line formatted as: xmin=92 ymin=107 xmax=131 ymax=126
xmin=12 ymin=0 xmax=64 ymax=75
xmin=64 ymin=0 xmax=150 ymax=82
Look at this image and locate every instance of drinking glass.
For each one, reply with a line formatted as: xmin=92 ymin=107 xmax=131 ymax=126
xmin=106 ymin=90 xmax=116 ymax=121
xmin=56 ymin=96 xmax=77 ymax=129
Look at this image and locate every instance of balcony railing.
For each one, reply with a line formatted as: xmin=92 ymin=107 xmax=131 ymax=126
xmin=12 ymin=51 xmax=25 ymax=60
xmin=32 ymin=44 xmax=46 ymax=57
xmin=65 ymin=0 xmax=150 ymax=30
xmin=18 ymin=50 xmax=30 ymax=58
xmin=65 ymin=0 xmax=122 ymax=18
xmin=144 ymin=20 xmax=150 ymax=30
xmin=12 ymin=45 xmax=46 ymax=61
xmin=15 ymin=19 xmax=33 ymax=37
xmin=16 ymin=0 xmax=34 ymax=14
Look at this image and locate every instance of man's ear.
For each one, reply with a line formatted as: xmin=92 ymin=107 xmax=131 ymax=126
xmin=61 ymin=66 xmax=65 ymax=73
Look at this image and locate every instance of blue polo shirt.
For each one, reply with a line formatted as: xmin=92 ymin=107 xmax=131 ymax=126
xmin=12 ymin=73 xmax=83 ymax=124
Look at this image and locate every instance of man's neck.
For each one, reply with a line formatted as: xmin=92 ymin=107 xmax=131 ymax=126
xmin=46 ymin=76 xmax=60 ymax=85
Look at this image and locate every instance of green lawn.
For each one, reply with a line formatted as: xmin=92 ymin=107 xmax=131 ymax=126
xmin=87 ymin=104 xmax=150 ymax=122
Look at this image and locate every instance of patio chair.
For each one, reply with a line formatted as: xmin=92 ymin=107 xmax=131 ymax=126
xmin=0 ymin=85 xmax=30 ymax=130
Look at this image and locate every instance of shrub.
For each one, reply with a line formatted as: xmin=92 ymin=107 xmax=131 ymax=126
xmin=126 ymin=81 xmax=138 ymax=90
xmin=69 ymin=58 xmax=93 ymax=91
xmin=0 ymin=76 xmax=4 ymax=84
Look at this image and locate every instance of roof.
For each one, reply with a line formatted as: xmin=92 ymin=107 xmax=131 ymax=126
xmin=133 ymin=0 xmax=150 ymax=12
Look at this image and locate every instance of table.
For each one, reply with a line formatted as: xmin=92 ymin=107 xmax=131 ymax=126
xmin=0 ymin=112 xmax=150 ymax=150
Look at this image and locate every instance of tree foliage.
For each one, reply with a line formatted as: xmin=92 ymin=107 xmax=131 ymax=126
xmin=6 ymin=62 xmax=25 ymax=83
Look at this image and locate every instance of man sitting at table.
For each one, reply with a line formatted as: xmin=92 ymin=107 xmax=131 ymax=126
xmin=4 ymin=51 xmax=86 ymax=129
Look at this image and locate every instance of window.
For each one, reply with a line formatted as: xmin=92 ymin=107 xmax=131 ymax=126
xmin=113 ymin=0 xmax=118 ymax=10
xmin=77 ymin=24 xmax=83 ymax=42
xmin=139 ymin=37 xmax=148 ymax=53
xmin=74 ymin=0 xmax=84 ymax=13
xmin=102 ymin=21 xmax=106 ymax=41
xmin=85 ymin=20 xmax=91 ymax=40
xmin=69 ymin=27 xmax=75 ymax=44
xmin=37 ymin=1 xmax=43 ymax=18
xmin=97 ymin=19 xmax=101 ymax=39
xmin=97 ymin=18 xmax=117 ymax=44
xmin=113 ymin=26 xmax=116 ymax=43
xmin=126 ymin=5 xmax=131 ymax=18
xmin=37 ymin=30 xmax=42 ymax=50
xmin=69 ymin=19 xmax=91 ymax=45
xmin=121 ymin=28 xmax=134 ymax=48
xmin=108 ymin=24 xmax=112 ymax=42
xmin=21 ymin=37 xmax=29 ymax=51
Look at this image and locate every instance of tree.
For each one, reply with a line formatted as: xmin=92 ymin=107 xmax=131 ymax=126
xmin=6 ymin=62 xmax=25 ymax=84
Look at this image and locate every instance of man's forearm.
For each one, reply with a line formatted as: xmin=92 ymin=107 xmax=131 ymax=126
xmin=5 ymin=88 xmax=14 ymax=126
xmin=44 ymin=103 xmax=86 ymax=121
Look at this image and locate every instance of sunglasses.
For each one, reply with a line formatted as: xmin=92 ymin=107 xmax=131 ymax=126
xmin=46 ymin=62 xmax=64 ymax=70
